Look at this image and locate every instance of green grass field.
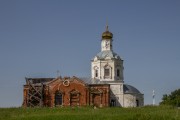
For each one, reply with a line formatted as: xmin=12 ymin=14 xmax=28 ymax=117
xmin=0 ymin=106 xmax=179 ymax=120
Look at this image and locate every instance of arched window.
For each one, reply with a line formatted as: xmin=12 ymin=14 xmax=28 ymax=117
xmin=104 ymin=68 xmax=110 ymax=77
xmin=55 ymin=91 xmax=62 ymax=106
xmin=94 ymin=66 xmax=99 ymax=78
xmin=117 ymin=69 xmax=120 ymax=77
xmin=95 ymin=69 xmax=98 ymax=77
xmin=70 ymin=89 xmax=80 ymax=106
xmin=104 ymin=65 xmax=111 ymax=79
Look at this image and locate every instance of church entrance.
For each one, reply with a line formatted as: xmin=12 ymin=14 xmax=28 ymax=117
xmin=110 ymin=99 xmax=116 ymax=107
xmin=92 ymin=94 xmax=101 ymax=107
xmin=136 ymin=100 xmax=139 ymax=107
xmin=90 ymin=88 xmax=103 ymax=107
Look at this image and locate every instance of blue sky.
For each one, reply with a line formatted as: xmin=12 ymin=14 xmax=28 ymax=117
xmin=0 ymin=0 xmax=180 ymax=107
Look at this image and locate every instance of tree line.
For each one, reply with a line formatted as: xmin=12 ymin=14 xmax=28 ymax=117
xmin=160 ymin=88 xmax=180 ymax=107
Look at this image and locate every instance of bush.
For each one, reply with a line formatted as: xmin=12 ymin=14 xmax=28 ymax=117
xmin=160 ymin=89 xmax=180 ymax=107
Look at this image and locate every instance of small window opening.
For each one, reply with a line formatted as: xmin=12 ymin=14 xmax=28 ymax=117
xmin=104 ymin=68 xmax=110 ymax=77
xmin=95 ymin=70 xmax=98 ymax=77
xmin=117 ymin=69 xmax=120 ymax=77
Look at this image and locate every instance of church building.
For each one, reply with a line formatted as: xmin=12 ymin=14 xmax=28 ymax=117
xmin=23 ymin=26 xmax=144 ymax=107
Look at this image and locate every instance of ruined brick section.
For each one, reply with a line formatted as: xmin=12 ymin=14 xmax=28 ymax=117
xmin=89 ymin=85 xmax=110 ymax=107
xmin=23 ymin=77 xmax=110 ymax=107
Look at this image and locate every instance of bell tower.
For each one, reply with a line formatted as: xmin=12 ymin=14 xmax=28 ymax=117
xmin=91 ymin=25 xmax=124 ymax=82
xmin=91 ymin=25 xmax=144 ymax=107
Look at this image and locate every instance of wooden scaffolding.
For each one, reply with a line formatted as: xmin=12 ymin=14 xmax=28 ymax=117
xmin=24 ymin=78 xmax=54 ymax=107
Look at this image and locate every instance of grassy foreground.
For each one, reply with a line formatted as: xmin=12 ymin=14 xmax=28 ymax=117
xmin=0 ymin=106 xmax=179 ymax=120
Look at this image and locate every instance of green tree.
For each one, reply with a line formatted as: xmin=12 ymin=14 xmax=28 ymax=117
xmin=160 ymin=89 xmax=180 ymax=107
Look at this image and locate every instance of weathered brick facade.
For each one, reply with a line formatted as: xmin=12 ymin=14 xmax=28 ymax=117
xmin=23 ymin=77 xmax=110 ymax=107
xmin=89 ymin=84 xmax=110 ymax=107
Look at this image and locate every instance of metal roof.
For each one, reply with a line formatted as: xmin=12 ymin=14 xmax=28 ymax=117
xmin=25 ymin=77 xmax=55 ymax=84
xmin=80 ymin=77 xmax=142 ymax=94
xmin=25 ymin=77 xmax=142 ymax=94
xmin=95 ymin=50 xmax=121 ymax=60
xmin=123 ymin=84 xmax=141 ymax=94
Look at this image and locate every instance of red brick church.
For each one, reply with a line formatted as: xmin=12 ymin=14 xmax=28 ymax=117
xmin=23 ymin=76 xmax=110 ymax=107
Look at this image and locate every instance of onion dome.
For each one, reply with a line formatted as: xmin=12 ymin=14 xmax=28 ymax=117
xmin=102 ymin=25 xmax=113 ymax=39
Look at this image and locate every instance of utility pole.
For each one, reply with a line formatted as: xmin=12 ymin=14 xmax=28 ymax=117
xmin=152 ymin=90 xmax=155 ymax=106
